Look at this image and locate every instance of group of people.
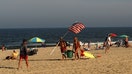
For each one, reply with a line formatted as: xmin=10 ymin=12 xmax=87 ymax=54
xmin=103 ymin=34 xmax=130 ymax=53
xmin=115 ymin=37 xmax=129 ymax=48
xmin=1 ymin=34 xmax=130 ymax=70
xmin=58 ymin=37 xmax=90 ymax=60
xmin=17 ymin=35 xmax=130 ymax=70
xmin=1 ymin=39 xmax=39 ymax=70
xmin=58 ymin=33 xmax=130 ymax=60
xmin=58 ymin=37 xmax=79 ymax=60
xmin=58 ymin=35 xmax=112 ymax=60
xmin=58 ymin=35 xmax=113 ymax=60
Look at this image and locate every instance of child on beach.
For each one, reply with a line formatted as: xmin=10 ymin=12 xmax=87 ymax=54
xmin=73 ymin=37 xmax=81 ymax=60
xmin=18 ymin=39 xmax=29 ymax=70
xmin=58 ymin=37 xmax=67 ymax=60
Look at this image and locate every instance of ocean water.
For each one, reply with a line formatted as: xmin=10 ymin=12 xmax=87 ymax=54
xmin=0 ymin=27 xmax=132 ymax=48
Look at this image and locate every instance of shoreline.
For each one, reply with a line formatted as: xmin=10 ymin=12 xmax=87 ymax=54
xmin=4 ymin=41 xmax=132 ymax=49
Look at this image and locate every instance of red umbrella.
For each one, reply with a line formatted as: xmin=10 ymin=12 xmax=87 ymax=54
xmin=109 ymin=33 xmax=117 ymax=37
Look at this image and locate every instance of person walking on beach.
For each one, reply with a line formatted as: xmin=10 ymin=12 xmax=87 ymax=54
xmin=18 ymin=39 xmax=29 ymax=70
xmin=104 ymin=34 xmax=112 ymax=54
xmin=58 ymin=37 xmax=67 ymax=60
xmin=73 ymin=37 xmax=81 ymax=60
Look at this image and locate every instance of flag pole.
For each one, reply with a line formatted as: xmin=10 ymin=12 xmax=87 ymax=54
xmin=62 ymin=31 xmax=69 ymax=38
xmin=50 ymin=31 xmax=69 ymax=55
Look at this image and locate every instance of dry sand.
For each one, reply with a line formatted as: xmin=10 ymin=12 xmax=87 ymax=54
xmin=0 ymin=45 xmax=132 ymax=74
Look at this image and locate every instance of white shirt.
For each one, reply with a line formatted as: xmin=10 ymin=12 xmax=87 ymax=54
xmin=107 ymin=37 xmax=111 ymax=45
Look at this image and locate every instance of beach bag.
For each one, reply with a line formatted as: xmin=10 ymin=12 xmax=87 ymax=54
xmin=66 ymin=50 xmax=73 ymax=58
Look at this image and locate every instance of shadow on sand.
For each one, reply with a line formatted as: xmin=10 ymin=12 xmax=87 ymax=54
xmin=0 ymin=66 xmax=17 ymax=69
xmin=28 ymin=58 xmax=89 ymax=62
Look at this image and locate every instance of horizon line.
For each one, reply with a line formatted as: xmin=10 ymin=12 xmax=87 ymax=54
xmin=0 ymin=26 xmax=132 ymax=29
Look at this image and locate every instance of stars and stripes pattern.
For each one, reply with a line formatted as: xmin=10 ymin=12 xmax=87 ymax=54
xmin=69 ymin=22 xmax=85 ymax=34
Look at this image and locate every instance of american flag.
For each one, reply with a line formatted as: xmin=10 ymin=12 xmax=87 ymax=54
xmin=69 ymin=22 xmax=85 ymax=34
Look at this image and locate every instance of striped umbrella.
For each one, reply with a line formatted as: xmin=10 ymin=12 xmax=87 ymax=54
xmin=29 ymin=37 xmax=45 ymax=43
xmin=119 ymin=35 xmax=129 ymax=38
xmin=109 ymin=33 xmax=117 ymax=37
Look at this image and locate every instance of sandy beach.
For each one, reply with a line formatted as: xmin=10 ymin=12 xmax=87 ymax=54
xmin=0 ymin=45 xmax=132 ymax=74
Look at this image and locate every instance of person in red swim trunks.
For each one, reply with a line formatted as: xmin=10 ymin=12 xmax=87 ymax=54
xmin=58 ymin=37 xmax=67 ymax=60
xmin=18 ymin=39 xmax=29 ymax=70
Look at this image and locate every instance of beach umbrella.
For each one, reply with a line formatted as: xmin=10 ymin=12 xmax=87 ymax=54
xmin=29 ymin=37 xmax=45 ymax=43
xmin=109 ymin=33 xmax=117 ymax=37
xmin=119 ymin=35 xmax=129 ymax=38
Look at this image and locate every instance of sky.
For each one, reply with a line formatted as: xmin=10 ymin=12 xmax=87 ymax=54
xmin=0 ymin=0 xmax=132 ymax=28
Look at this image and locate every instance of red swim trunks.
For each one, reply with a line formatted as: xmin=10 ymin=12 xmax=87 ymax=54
xmin=20 ymin=55 xmax=28 ymax=60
